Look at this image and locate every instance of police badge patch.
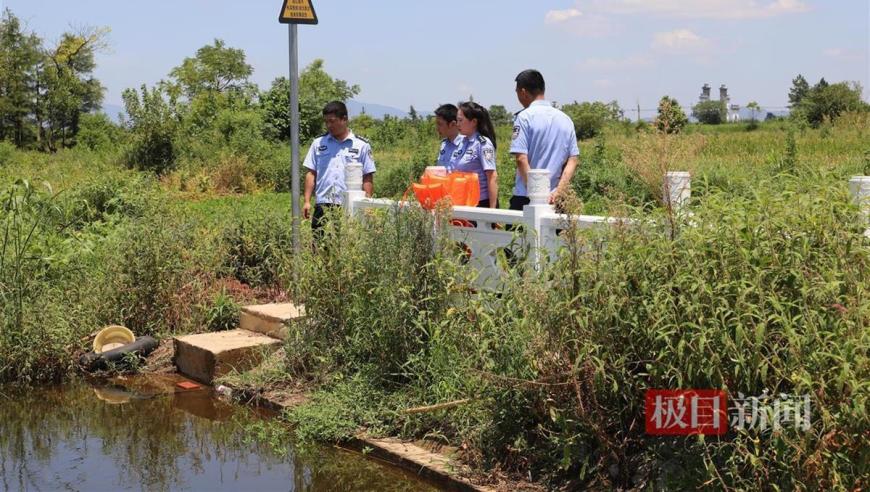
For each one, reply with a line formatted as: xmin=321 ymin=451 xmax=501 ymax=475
xmin=512 ymin=126 xmax=520 ymax=140
xmin=484 ymin=148 xmax=494 ymax=162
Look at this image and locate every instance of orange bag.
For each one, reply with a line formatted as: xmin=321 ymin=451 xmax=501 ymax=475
xmin=413 ymin=183 xmax=447 ymax=210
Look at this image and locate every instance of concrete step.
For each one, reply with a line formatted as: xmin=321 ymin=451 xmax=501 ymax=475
xmin=173 ymin=329 xmax=282 ymax=384
xmin=240 ymin=303 xmax=305 ymax=341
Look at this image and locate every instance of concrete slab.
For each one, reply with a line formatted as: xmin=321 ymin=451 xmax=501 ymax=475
xmin=240 ymin=303 xmax=305 ymax=341
xmin=350 ymin=436 xmax=495 ymax=492
xmin=173 ymin=329 xmax=282 ymax=384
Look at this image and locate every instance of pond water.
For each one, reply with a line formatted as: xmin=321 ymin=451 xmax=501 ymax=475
xmin=0 ymin=376 xmax=439 ymax=491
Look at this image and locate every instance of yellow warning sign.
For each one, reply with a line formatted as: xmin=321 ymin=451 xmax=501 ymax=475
xmin=279 ymin=0 xmax=318 ymax=25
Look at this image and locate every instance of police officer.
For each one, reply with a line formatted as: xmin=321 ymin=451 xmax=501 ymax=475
xmin=434 ymin=104 xmax=464 ymax=171
xmin=455 ymin=102 xmax=499 ymax=208
xmin=509 ymin=70 xmax=579 ymax=210
xmin=302 ymin=101 xmax=376 ymax=232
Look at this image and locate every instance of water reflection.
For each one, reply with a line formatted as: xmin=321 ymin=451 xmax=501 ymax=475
xmin=0 ymin=377 xmax=437 ymax=491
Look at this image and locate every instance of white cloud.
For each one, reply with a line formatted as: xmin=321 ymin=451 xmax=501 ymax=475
xmin=652 ymin=29 xmax=711 ymax=53
xmin=544 ymin=11 xmax=619 ymax=37
xmin=823 ymin=48 xmax=866 ymax=62
xmin=577 ymin=0 xmax=810 ymax=19
xmin=545 ymin=8 xmax=583 ymax=24
xmin=579 ymin=55 xmax=655 ymax=71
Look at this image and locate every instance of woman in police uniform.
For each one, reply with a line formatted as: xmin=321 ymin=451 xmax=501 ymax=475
xmin=454 ymin=102 xmax=499 ymax=208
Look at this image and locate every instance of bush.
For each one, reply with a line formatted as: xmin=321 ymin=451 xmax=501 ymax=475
xmin=0 ymin=141 xmax=16 ymax=166
xmin=562 ymin=101 xmax=623 ymax=140
xmin=693 ymin=100 xmax=727 ymax=125
xmin=654 ymin=96 xmax=688 ymax=134
xmin=76 ymin=113 xmax=125 ymax=152
xmin=793 ymin=81 xmax=868 ymax=128
xmin=121 ymin=85 xmax=178 ymax=175
xmin=203 ymin=289 xmax=240 ymax=332
xmin=222 ymin=215 xmax=292 ymax=287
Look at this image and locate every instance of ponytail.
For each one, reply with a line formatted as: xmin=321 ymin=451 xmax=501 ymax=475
xmin=458 ymin=102 xmax=497 ymax=150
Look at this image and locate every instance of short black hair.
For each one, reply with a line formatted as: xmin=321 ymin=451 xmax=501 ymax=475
xmin=515 ymin=69 xmax=545 ymax=96
xmin=434 ymin=104 xmax=458 ymax=123
xmin=322 ymin=101 xmax=348 ymax=119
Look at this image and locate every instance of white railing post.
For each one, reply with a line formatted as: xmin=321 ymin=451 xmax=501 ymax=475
xmin=343 ymin=163 xmax=365 ymax=217
xmin=523 ymin=169 xmax=554 ymax=269
xmin=663 ymin=171 xmax=691 ymax=213
xmin=849 ymin=175 xmax=870 ymax=237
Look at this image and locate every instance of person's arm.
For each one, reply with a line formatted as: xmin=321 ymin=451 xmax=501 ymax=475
xmin=302 ymin=141 xmax=317 ymax=219
xmin=361 ymin=143 xmax=376 ymax=198
xmin=362 ymin=173 xmax=374 ymax=197
xmin=551 ymin=156 xmax=578 ymax=204
xmin=515 ymin=153 xmax=530 ymax=187
xmin=303 ymin=169 xmax=316 ymax=219
xmin=509 ymin=115 xmax=530 ymax=188
xmin=486 ymin=170 xmax=498 ymax=208
xmin=480 ymin=141 xmax=499 ymax=207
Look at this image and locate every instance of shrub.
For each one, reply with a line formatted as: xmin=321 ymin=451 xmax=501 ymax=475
xmin=203 ymin=289 xmax=240 ymax=332
xmin=222 ymin=215 xmax=292 ymax=287
xmin=654 ymin=96 xmax=688 ymax=134
xmin=693 ymin=100 xmax=727 ymax=125
xmin=0 ymin=141 xmax=16 ymax=166
xmin=76 ymin=113 xmax=125 ymax=152
xmin=562 ymin=101 xmax=623 ymax=140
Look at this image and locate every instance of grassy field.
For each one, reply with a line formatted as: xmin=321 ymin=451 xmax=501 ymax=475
xmin=1 ymin=117 xmax=868 ymax=489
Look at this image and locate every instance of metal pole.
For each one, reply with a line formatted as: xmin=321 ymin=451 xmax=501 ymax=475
xmin=289 ymin=24 xmax=301 ymax=255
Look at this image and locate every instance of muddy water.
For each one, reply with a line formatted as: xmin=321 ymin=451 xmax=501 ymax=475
xmin=0 ymin=376 xmax=439 ymax=491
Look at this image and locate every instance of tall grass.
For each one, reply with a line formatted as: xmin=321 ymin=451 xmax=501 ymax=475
xmin=283 ymin=169 xmax=868 ymax=489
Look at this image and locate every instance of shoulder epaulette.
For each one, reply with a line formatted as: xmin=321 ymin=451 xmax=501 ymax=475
xmin=355 ymin=135 xmax=370 ymax=144
xmin=477 ymin=134 xmax=487 ymax=144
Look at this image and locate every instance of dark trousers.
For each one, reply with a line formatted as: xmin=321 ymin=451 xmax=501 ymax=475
xmin=311 ymin=203 xmax=340 ymax=241
xmin=508 ymin=195 xmax=531 ymax=211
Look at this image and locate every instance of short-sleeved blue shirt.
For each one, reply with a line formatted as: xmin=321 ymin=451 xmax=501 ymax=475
xmin=453 ymin=132 xmax=497 ymax=201
xmin=437 ymin=134 xmax=465 ymax=171
xmin=509 ymin=100 xmax=580 ymax=197
xmin=303 ymin=131 xmax=376 ymax=205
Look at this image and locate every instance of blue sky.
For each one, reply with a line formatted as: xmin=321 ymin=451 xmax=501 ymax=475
xmin=3 ymin=0 xmax=868 ymax=116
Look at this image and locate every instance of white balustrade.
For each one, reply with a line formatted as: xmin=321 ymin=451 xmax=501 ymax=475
xmin=339 ymin=168 xmax=865 ymax=289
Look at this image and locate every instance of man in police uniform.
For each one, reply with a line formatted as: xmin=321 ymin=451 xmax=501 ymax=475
xmin=302 ymin=101 xmax=376 ymax=232
xmin=434 ymin=104 xmax=464 ymax=171
xmin=509 ymin=69 xmax=579 ymax=210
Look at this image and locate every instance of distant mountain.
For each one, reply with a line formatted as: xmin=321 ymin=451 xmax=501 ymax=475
xmin=346 ymin=100 xmax=409 ymax=119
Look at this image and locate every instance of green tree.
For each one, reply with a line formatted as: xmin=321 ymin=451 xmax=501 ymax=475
xmin=788 ymin=74 xmax=810 ymax=108
xmin=798 ymin=81 xmax=867 ymax=127
xmin=654 ymin=96 xmax=687 ymax=134
xmin=168 ymin=39 xmax=253 ymax=100
xmin=76 ymin=112 xmax=124 ymax=151
xmin=561 ymin=100 xmax=622 ymax=140
xmin=38 ymin=28 xmax=108 ymax=150
xmin=746 ymin=101 xmax=761 ymax=122
xmin=408 ymin=105 xmax=419 ymax=122
xmin=261 ymin=59 xmax=359 ymax=143
xmin=121 ymin=84 xmax=180 ymax=174
xmin=488 ymin=104 xmax=512 ymax=126
xmin=0 ymin=9 xmax=42 ymax=147
xmin=692 ymin=100 xmax=727 ymax=124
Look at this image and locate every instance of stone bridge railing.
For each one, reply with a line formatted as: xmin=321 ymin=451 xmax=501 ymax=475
xmin=341 ymin=164 xmax=870 ymax=290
